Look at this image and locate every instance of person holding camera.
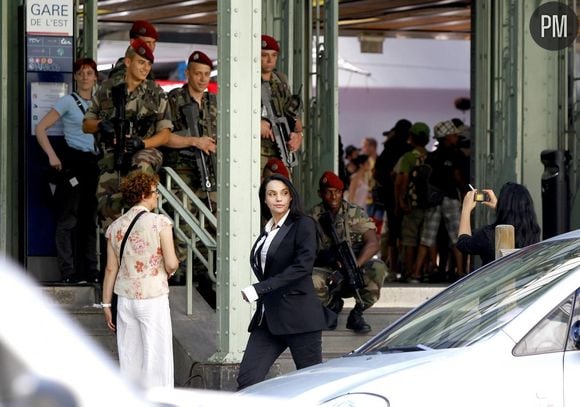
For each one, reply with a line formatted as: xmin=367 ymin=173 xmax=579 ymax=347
xmin=457 ymin=182 xmax=541 ymax=266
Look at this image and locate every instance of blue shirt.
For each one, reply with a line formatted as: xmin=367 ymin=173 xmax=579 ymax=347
xmin=53 ymin=93 xmax=95 ymax=153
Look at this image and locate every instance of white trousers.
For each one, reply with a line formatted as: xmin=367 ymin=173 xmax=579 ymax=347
xmin=116 ymin=294 xmax=174 ymax=388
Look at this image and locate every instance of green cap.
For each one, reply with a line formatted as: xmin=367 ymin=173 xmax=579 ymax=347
xmin=409 ymin=122 xmax=430 ymax=137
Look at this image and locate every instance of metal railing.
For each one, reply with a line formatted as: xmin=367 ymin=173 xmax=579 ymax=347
xmin=157 ymin=166 xmax=217 ymax=315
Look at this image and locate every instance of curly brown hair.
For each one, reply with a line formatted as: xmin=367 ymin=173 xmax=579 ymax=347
xmin=120 ymin=172 xmax=159 ymax=207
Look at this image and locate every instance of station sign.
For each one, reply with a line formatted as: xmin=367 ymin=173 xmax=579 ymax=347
xmin=26 ymin=0 xmax=74 ymax=37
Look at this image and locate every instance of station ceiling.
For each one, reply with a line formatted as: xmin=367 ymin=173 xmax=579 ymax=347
xmin=94 ymin=0 xmax=472 ymax=41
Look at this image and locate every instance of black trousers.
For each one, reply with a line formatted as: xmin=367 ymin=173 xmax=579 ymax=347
xmin=53 ymin=145 xmax=100 ymax=279
xmin=237 ymin=319 xmax=322 ymax=391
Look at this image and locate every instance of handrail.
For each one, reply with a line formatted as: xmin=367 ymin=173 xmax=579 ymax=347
xmin=157 ymin=167 xmax=217 ymax=315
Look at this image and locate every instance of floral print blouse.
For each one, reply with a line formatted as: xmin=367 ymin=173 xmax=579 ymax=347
xmin=106 ymin=205 xmax=174 ymax=299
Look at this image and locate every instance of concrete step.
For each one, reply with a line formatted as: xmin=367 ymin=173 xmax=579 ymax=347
xmin=272 ymin=307 xmax=411 ymax=375
xmin=42 ymin=286 xmax=117 ymax=360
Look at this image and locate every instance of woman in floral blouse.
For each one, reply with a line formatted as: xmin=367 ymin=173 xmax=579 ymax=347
xmin=102 ymin=172 xmax=179 ymax=388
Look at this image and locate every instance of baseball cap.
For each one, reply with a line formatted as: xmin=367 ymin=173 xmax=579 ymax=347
xmin=409 ymin=122 xmax=430 ymax=138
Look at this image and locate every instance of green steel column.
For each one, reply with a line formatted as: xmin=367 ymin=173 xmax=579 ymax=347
xmin=473 ymin=0 xmax=567 ymax=229
xmin=303 ymin=0 xmax=338 ymax=209
xmin=0 ymin=0 xmax=20 ymax=258
xmin=211 ymin=0 xmax=261 ymax=364
xmin=81 ymin=0 xmax=97 ymax=59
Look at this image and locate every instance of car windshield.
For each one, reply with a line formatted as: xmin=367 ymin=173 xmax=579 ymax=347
xmin=356 ymin=238 xmax=580 ymax=354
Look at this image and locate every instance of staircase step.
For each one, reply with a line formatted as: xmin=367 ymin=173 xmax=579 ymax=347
xmin=42 ymin=285 xmax=98 ymax=308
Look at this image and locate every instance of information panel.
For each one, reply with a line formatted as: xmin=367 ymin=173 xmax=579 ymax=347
xmin=27 ymin=35 xmax=73 ymax=72
xmin=30 ymin=82 xmax=68 ymax=136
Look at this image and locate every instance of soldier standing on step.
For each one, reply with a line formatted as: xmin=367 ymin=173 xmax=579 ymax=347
xmin=163 ymin=50 xmax=217 ymax=208
xmin=260 ymin=34 xmax=304 ymax=175
xmin=309 ymin=171 xmax=388 ymax=334
xmin=83 ymin=39 xmax=173 ymax=230
xmin=162 ymin=50 xmax=218 ymax=287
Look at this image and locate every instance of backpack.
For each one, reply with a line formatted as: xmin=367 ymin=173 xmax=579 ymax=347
xmin=407 ymin=154 xmax=444 ymax=209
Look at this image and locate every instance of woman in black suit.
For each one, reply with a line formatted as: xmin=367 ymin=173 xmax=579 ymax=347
xmin=237 ymin=174 xmax=331 ymax=390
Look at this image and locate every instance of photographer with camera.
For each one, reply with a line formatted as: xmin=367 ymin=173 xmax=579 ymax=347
xmin=457 ymin=182 xmax=541 ymax=267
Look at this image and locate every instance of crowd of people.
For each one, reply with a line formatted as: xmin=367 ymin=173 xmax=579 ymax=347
xmin=35 ymin=19 xmax=542 ymax=389
xmin=342 ymin=119 xmax=541 ymax=283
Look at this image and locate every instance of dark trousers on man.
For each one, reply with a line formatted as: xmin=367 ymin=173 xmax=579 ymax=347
xmin=237 ymin=319 xmax=322 ymax=391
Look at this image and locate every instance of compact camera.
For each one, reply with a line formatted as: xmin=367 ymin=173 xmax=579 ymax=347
xmin=474 ymin=191 xmax=490 ymax=202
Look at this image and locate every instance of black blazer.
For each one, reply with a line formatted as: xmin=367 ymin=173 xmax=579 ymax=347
xmin=248 ymin=214 xmax=328 ymax=335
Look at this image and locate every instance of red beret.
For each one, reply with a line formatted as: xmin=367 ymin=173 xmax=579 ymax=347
xmin=188 ymin=51 xmax=213 ymax=69
xmin=261 ymin=35 xmax=280 ymax=52
xmin=130 ymin=20 xmax=159 ymax=41
xmin=129 ymin=39 xmax=154 ymax=63
xmin=319 ymin=171 xmax=344 ymax=191
xmin=264 ymin=158 xmax=290 ymax=179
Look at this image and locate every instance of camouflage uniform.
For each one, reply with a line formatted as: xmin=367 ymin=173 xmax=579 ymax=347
xmin=164 ymin=85 xmax=217 ymax=204
xmin=85 ymin=74 xmax=172 ymax=229
xmin=261 ymin=71 xmax=300 ymax=169
xmin=164 ymin=85 xmax=218 ymax=273
xmin=309 ymin=200 xmax=387 ymax=310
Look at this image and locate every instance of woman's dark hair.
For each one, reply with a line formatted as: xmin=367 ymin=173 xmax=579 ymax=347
xmin=259 ymin=174 xmax=304 ymax=220
xmin=120 ymin=172 xmax=159 ymax=207
xmin=493 ymin=182 xmax=541 ymax=247
xmin=352 ymin=154 xmax=369 ymax=167
xmin=73 ymin=58 xmax=98 ymax=76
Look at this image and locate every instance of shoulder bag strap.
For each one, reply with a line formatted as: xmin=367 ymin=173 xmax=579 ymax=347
xmin=70 ymin=92 xmax=87 ymax=115
xmin=119 ymin=211 xmax=147 ymax=265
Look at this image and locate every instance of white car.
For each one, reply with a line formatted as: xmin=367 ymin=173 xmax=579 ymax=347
xmin=242 ymin=230 xmax=580 ymax=406
xmin=0 ymin=257 xmax=310 ymax=407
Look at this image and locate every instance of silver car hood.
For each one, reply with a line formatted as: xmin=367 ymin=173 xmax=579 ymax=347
xmin=242 ymin=347 xmax=462 ymax=399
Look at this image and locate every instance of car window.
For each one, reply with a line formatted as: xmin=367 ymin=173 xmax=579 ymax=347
xmin=513 ymin=294 xmax=574 ymax=356
xmin=356 ymin=239 xmax=580 ymax=354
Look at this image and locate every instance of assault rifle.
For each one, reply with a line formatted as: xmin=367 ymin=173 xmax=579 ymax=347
xmin=318 ymin=211 xmax=365 ymax=305
xmin=261 ymin=81 xmax=298 ymax=168
xmin=110 ymin=83 xmax=130 ymax=172
xmin=180 ymin=102 xmax=217 ymax=210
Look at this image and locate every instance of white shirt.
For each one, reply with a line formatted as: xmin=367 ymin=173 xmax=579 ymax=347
xmin=242 ymin=210 xmax=290 ymax=303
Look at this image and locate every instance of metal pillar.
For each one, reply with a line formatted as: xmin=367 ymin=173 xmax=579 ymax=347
xmin=81 ymin=0 xmax=97 ymax=59
xmin=0 ymin=0 xmax=21 ymax=259
xmin=472 ymin=0 xmax=569 ymax=229
xmin=303 ymin=0 xmax=338 ymax=209
xmin=211 ymin=0 xmax=261 ymax=374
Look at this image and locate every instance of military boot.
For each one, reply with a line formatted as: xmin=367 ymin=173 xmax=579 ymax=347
xmin=346 ymin=305 xmax=371 ymax=333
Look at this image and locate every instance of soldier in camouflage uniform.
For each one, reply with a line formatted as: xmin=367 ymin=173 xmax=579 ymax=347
xmin=260 ymin=35 xmax=303 ymax=174
xmin=83 ymin=39 xmax=173 ymax=230
xmin=309 ymin=171 xmax=388 ymax=333
xmin=108 ymin=20 xmax=158 ymax=81
xmin=164 ymin=50 xmax=217 ymax=207
xmin=163 ymin=50 xmax=217 ymax=285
